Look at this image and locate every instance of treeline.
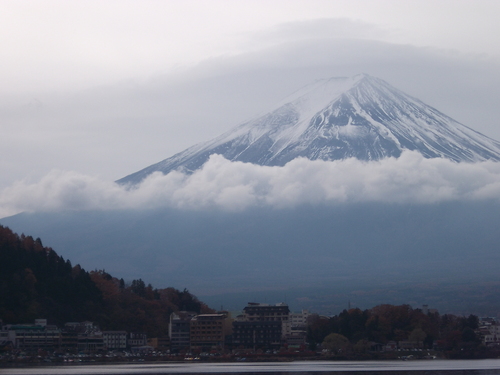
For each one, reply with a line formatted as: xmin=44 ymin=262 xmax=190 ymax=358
xmin=0 ymin=225 xmax=211 ymax=337
xmin=307 ymin=304 xmax=488 ymax=358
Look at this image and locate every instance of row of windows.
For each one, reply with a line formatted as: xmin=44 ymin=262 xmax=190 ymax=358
xmin=247 ymin=317 xmax=287 ymax=321
xmin=16 ymin=333 xmax=60 ymax=338
xmin=235 ymin=333 xmax=281 ymax=337
xmin=247 ymin=312 xmax=286 ymax=315
xmin=234 ymin=328 xmax=281 ymax=331
xmin=235 ymin=325 xmax=281 ymax=328
xmin=18 ymin=339 xmax=60 ymax=344
xmin=191 ymin=325 xmax=222 ymax=329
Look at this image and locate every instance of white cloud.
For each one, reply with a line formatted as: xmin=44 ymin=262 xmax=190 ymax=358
xmin=2 ymin=152 xmax=500 ymax=218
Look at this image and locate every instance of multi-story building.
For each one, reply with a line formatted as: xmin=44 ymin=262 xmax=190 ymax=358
xmin=103 ymin=331 xmax=127 ymax=350
xmin=481 ymin=324 xmax=500 ymax=346
xmin=233 ymin=303 xmax=290 ymax=349
xmin=289 ymin=310 xmax=310 ymax=327
xmin=286 ymin=310 xmax=310 ymax=346
xmin=64 ymin=321 xmax=99 ymax=335
xmin=190 ymin=313 xmax=227 ymax=350
xmin=169 ymin=311 xmax=197 ymax=351
xmin=2 ymin=320 xmax=61 ymax=351
xmin=77 ymin=333 xmax=104 ymax=353
xmin=232 ymin=320 xmax=282 ymax=349
xmin=128 ymin=332 xmax=148 ymax=348
xmin=64 ymin=321 xmax=103 ymax=353
xmin=243 ymin=302 xmax=290 ymax=322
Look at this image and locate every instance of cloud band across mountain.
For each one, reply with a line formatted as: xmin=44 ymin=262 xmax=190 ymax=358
xmin=1 ymin=151 xmax=500 ymax=218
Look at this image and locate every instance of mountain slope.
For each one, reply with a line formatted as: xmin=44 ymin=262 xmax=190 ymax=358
xmin=119 ymin=74 xmax=500 ymax=185
xmin=3 ymin=201 xmax=500 ymax=314
xmin=0 ymin=224 xmax=211 ymax=332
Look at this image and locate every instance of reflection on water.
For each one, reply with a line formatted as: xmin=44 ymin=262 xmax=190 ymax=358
xmin=3 ymin=360 xmax=500 ymax=375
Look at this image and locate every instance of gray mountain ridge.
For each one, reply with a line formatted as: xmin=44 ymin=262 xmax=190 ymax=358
xmin=118 ymin=73 xmax=500 ymax=185
xmin=3 ymin=201 xmax=500 ymax=314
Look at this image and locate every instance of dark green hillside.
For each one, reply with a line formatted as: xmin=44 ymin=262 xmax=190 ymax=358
xmin=0 ymin=225 xmax=103 ymax=324
xmin=0 ymin=225 xmax=211 ymax=337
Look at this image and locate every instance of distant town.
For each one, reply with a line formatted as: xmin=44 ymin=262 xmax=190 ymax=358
xmin=2 ymin=302 xmax=500 ymax=364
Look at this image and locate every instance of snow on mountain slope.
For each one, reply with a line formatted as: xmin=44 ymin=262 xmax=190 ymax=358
xmin=117 ymin=74 xmax=500 ymax=185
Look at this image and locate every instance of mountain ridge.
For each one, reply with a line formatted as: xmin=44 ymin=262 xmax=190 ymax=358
xmin=3 ymin=201 xmax=500 ymax=314
xmin=118 ymin=74 xmax=500 ymax=185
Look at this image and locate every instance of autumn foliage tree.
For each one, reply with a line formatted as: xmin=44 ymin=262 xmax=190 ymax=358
xmin=89 ymin=271 xmax=212 ymax=337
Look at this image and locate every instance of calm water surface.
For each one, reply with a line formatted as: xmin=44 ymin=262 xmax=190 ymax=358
xmin=3 ymin=360 xmax=500 ymax=375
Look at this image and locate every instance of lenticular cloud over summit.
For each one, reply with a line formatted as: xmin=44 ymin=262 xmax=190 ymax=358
xmin=2 ymin=151 xmax=500 ymax=217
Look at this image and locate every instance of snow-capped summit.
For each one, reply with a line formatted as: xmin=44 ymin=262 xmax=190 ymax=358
xmin=118 ymin=74 xmax=500 ymax=185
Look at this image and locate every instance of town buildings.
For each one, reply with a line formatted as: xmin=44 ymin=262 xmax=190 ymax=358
xmin=0 ymin=320 xmax=160 ymax=353
xmin=2 ymin=303 xmax=497 ymax=355
xmin=479 ymin=318 xmax=500 ymax=346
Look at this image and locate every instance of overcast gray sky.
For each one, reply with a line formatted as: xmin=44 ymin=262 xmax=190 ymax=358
xmin=1 ymin=0 xmax=500 ymax=216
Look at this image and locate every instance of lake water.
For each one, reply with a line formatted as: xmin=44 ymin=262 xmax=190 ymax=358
xmin=3 ymin=360 xmax=500 ymax=375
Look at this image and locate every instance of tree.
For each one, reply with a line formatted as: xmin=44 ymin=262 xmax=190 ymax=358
xmin=322 ymin=333 xmax=349 ymax=354
xmin=354 ymin=339 xmax=371 ymax=354
xmin=462 ymin=327 xmax=477 ymax=343
xmin=131 ymin=279 xmax=146 ymax=297
xmin=307 ymin=314 xmax=333 ymax=347
xmin=466 ymin=315 xmax=479 ymax=330
xmin=409 ymin=327 xmax=426 ymax=348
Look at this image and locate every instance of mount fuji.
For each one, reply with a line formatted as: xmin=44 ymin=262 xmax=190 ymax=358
xmin=118 ymin=73 xmax=500 ymax=185
xmin=4 ymin=74 xmax=500 ymax=315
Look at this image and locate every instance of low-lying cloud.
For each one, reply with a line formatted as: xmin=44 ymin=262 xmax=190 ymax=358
xmin=2 ymin=151 xmax=500 ymax=218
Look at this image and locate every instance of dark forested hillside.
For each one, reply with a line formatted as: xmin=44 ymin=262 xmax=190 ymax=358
xmin=0 ymin=225 xmax=211 ymax=337
xmin=0 ymin=225 xmax=103 ymax=324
